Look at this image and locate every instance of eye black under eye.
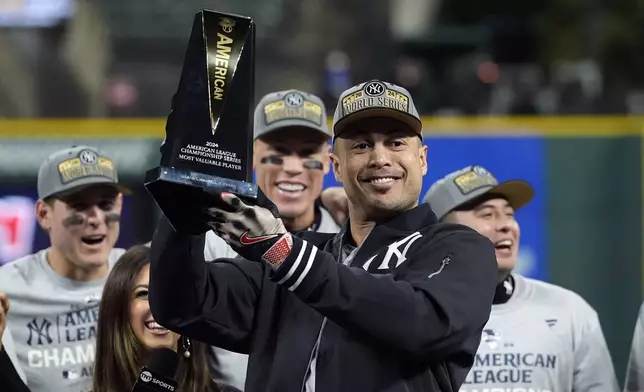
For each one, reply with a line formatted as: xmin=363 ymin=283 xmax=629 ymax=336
xmin=261 ymin=156 xmax=283 ymax=165
xmin=260 ymin=156 xmax=323 ymax=170
xmin=303 ymin=160 xmax=323 ymax=170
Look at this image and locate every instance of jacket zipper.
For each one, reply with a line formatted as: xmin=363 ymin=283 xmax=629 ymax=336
xmin=299 ymin=230 xmax=370 ymax=391
xmin=428 ymin=255 xmax=451 ymax=279
xmin=300 ymin=317 xmax=328 ymax=392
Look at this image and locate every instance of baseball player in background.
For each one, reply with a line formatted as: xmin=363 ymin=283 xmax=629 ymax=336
xmin=424 ymin=165 xmax=619 ymax=392
xmin=0 ymin=146 xmax=128 ymax=392
xmin=203 ymin=89 xmax=341 ymax=389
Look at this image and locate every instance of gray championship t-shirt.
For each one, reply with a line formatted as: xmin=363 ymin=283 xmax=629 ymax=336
xmin=205 ymin=206 xmax=340 ymax=391
xmin=0 ymin=247 xmax=124 ymax=392
xmin=460 ymin=274 xmax=619 ymax=392
xmin=625 ymin=301 xmax=644 ymax=391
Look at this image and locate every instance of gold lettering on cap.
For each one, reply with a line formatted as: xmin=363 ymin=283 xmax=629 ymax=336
xmin=453 ymin=171 xmax=497 ymax=194
xmin=341 ymin=88 xmax=410 ymax=117
xmin=58 ymin=157 xmax=115 ymax=184
xmin=264 ymin=100 xmax=323 ymax=125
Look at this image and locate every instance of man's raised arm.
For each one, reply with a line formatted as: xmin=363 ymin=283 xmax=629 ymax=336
xmin=148 ymin=215 xmax=264 ymax=353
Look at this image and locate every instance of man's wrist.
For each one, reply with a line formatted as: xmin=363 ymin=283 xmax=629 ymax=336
xmin=261 ymin=233 xmax=293 ymax=270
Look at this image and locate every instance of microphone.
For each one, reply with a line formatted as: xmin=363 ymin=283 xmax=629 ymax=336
xmin=131 ymin=348 xmax=179 ymax=392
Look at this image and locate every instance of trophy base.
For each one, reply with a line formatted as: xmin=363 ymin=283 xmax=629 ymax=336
xmin=144 ymin=166 xmax=258 ymax=234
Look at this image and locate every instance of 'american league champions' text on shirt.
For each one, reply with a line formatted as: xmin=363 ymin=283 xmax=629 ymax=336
xmin=459 ymin=274 xmax=619 ymax=392
xmin=0 ymin=248 xmax=124 ymax=392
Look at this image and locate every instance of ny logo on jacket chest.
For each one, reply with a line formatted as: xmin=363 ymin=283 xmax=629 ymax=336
xmin=362 ymin=231 xmax=423 ymax=272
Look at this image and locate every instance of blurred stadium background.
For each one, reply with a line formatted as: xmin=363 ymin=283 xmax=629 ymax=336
xmin=0 ymin=0 xmax=643 ymax=386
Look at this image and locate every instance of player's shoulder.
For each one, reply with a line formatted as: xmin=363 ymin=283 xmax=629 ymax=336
xmin=109 ymin=247 xmax=127 ymax=264
xmin=0 ymin=250 xmax=46 ymax=289
xmin=519 ymin=275 xmax=598 ymax=315
xmin=0 ymin=250 xmax=45 ymax=277
xmin=425 ymin=221 xmax=491 ymax=242
xmin=316 ymin=206 xmax=341 ymax=234
xmin=634 ymin=300 xmax=644 ymax=321
xmin=422 ymin=222 xmax=496 ymax=258
xmin=111 ymin=247 xmax=127 ymax=258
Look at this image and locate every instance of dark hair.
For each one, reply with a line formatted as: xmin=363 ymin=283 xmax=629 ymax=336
xmin=92 ymin=244 xmax=221 ymax=392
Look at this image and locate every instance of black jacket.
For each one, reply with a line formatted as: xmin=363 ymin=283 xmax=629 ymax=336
xmin=149 ymin=204 xmax=497 ymax=392
xmin=0 ymin=348 xmax=29 ymax=392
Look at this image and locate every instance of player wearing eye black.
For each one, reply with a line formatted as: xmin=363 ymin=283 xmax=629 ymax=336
xmin=203 ymin=90 xmax=341 ymax=389
xmin=205 ymin=89 xmax=340 ymax=261
xmin=0 ymin=146 xmax=129 ymax=392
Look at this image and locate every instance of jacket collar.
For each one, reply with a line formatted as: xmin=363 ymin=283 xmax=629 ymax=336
xmin=329 ymin=203 xmax=439 ymax=265
xmin=376 ymin=203 xmax=438 ymax=232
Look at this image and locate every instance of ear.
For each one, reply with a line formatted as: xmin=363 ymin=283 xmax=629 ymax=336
xmin=115 ymin=193 xmax=124 ymax=213
xmin=329 ymin=152 xmax=343 ymax=184
xmin=252 ymin=140 xmax=259 ymax=170
xmin=419 ymin=143 xmax=428 ymax=176
xmin=35 ymin=200 xmax=52 ymax=231
xmin=322 ymin=144 xmax=331 ymax=175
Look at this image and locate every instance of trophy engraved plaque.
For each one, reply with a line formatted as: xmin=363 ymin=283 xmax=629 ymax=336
xmin=145 ymin=9 xmax=256 ymax=234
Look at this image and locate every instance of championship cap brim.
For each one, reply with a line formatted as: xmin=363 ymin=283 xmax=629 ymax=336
xmin=49 ymin=179 xmax=131 ymax=200
xmin=258 ymin=120 xmax=331 ymax=141
xmin=333 ymin=107 xmax=423 ymax=138
xmin=481 ymin=180 xmax=534 ymax=211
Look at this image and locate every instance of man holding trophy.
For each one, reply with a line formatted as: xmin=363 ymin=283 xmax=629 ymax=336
xmin=146 ymin=9 xmax=497 ymax=392
xmin=144 ymin=10 xmax=343 ymax=388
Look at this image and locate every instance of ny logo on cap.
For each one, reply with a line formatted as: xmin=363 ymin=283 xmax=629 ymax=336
xmin=79 ymin=150 xmax=98 ymax=165
xmin=472 ymin=165 xmax=490 ymax=176
xmin=364 ymin=81 xmax=385 ymax=97
xmin=284 ymin=92 xmax=304 ymax=108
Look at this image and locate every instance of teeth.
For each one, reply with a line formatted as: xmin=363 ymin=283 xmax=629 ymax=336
xmin=370 ymin=177 xmax=396 ymax=184
xmin=145 ymin=321 xmax=165 ymax=330
xmin=277 ymin=183 xmax=305 ymax=192
xmin=495 ymin=240 xmax=513 ymax=247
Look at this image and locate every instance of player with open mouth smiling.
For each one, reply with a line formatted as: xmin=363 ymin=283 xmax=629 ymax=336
xmin=203 ymin=89 xmax=342 ymax=389
xmin=204 ymin=89 xmax=341 ymax=266
xmin=424 ymin=165 xmax=619 ymax=392
xmin=0 ymin=145 xmax=130 ymax=392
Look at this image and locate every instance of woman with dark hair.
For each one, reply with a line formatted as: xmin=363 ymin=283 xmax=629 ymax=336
xmin=92 ymin=245 xmax=239 ymax=392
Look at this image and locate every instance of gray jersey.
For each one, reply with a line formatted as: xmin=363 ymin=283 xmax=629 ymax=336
xmin=206 ymin=206 xmax=340 ymax=391
xmin=460 ymin=274 xmax=618 ymax=392
xmin=625 ymin=302 xmax=644 ymax=391
xmin=0 ymin=248 xmax=124 ymax=392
